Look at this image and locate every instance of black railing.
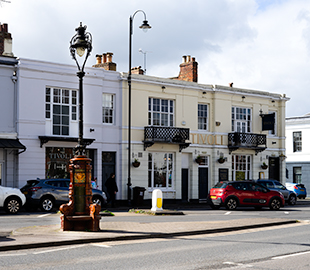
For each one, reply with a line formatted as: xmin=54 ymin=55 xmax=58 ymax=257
xmin=228 ymin=132 xmax=267 ymax=154
xmin=144 ymin=126 xmax=190 ymax=151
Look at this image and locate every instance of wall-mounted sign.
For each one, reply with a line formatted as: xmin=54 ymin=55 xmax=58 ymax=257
xmin=219 ymin=168 xmax=228 ymax=182
xmin=191 ymin=134 xmax=224 ymax=145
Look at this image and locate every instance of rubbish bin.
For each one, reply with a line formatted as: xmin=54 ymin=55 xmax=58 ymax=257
xmin=132 ymin=186 xmax=146 ymax=206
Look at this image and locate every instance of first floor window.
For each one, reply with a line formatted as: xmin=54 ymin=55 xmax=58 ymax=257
xmin=232 ymin=155 xmax=251 ymax=181
xmin=148 ymin=152 xmax=174 ymax=188
xmin=45 ymin=87 xmax=77 ymax=136
xmin=102 ymin=94 xmax=114 ymax=124
xmin=198 ymin=104 xmax=208 ymax=130
xmin=293 ymin=131 xmax=302 ymax=152
xmin=148 ymin=98 xmax=174 ymax=126
xmin=232 ymin=107 xmax=251 ymax=133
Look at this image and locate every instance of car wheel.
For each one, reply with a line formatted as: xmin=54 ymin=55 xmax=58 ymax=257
xmin=225 ymin=197 xmax=238 ymax=210
xmin=269 ymin=198 xmax=281 ymax=210
xmin=4 ymin=197 xmax=22 ymax=214
xmin=40 ymin=197 xmax=54 ymax=212
xmin=288 ymin=195 xmax=297 ymax=205
xmin=92 ymin=196 xmax=103 ymax=206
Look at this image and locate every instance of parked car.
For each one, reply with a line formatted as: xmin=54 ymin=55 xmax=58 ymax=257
xmin=285 ymin=182 xmax=307 ymax=199
xmin=20 ymin=179 xmax=107 ymax=212
xmin=255 ymin=179 xmax=297 ymax=205
xmin=0 ymin=185 xmax=26 ymax=214
xmin=209 ymin=181 xmax=285 ymax=210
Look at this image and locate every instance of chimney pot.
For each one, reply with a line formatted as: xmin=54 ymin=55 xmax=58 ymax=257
xmin=106 ymin=52 xmax=113 ymax=63
xmin=187 ymin=55 xmax=191 ymax=62
xmin=102 ymin=53 xmax=107 ymax=63
xmin=96 ymin=54 xmax=102 ymax=64
xmin=182 ymin=55 xmax=187 ymax=63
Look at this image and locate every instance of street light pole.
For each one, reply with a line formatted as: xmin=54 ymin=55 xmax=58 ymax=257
xmin=70 ymin=22 xmax=92 ymax=155
xmin=127 ymin=11 xmax=151 ymax=205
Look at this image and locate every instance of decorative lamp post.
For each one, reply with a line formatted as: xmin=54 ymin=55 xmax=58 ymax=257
xmin=60 ymin=23 xmax=100 ymax=232
xmin=70 ymin=22 xmax=92 ymax=155
xmin=127 ymin=11 xmax=151 ymax=205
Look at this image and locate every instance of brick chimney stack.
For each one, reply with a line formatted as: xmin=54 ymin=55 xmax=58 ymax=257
xmin=131 ymin=66 xmax=144 ymax=75
xmin=0 ymin=23 xmax=14 ymax=57
xmin=174 ymin=55 xmax=198 ymax=82
xmin=92 ymin=52 xmax=116 ymax=71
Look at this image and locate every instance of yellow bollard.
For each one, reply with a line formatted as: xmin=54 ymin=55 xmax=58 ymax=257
xmin=151 ymin=189 xmax=163 ymax=212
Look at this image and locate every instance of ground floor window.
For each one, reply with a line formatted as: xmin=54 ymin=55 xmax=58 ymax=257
xmin=45 ymin=147 xmax=95 ymax=179
xmin=293 ymin=167 xmax=302 ymax=183
xmin=148 ymin=152 xmax=174 ymax=189
xmin=232 ymin=154 xmax=252 ymax=180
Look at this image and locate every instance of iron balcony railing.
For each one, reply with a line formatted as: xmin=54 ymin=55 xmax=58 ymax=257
xmin=144 ymin=126 xmax=190 ymax=151
xmin=228 ymin=132 xmax=267 ymax=154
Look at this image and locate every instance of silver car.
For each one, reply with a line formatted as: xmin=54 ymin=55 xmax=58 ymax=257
xmin=255 ymin=179 xmax=297 ymax=205
xmin=21 ymin=179 xmax=107 ymax=212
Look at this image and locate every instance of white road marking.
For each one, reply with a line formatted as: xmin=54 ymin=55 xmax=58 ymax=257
xmin=91 ymin=244 xmax=112 ymax=248
xmin=0 ymin=253 xmax=27 ymax=257
xmin=223 ymin=261 xmax=253 ymax=267
xmin=225 ymin=212 xmax=231 ymax=215
xmin=284 ymin=212 xmax=289 ymax=215
xmin=33 ymin=245 xmax=83 ymax=254
xmin=272 ymin=250 xmax=310 ymax=260
xmin=37 ymin=213 xmax=52 ymax=218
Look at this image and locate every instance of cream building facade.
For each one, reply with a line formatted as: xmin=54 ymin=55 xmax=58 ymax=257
xmin=120 ymin=57 xmax=289 ymax=202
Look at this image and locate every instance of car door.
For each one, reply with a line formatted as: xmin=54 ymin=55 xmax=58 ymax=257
xmin=233 ymin=182 xmax=254 ymax=205
xmin=250 ymin=183 xmax=269 ymax=206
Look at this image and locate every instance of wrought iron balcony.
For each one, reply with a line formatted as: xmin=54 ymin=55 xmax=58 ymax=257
xmin=144 ymin=126 xmax=190 ymax=152
xmin=228 ymin=132 xmax=267 ymax=154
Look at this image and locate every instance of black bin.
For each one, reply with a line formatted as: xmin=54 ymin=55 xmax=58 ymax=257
xmin=132 ymin=186 xmax=146 ymax=206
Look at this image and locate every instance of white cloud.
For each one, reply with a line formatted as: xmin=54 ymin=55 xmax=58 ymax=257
xmin=1 ymin=0 xmax=310 ymax=117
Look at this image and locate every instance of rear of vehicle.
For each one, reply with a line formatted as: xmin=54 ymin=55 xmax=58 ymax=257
xmin=209 ymin=181 xmax=229 ymax=209
xmin=286 ymin=183 xmax=307 ymax=199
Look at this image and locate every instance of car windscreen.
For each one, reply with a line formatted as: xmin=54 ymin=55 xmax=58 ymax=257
xmin=213 ymin=182 xmax=228 ymax=188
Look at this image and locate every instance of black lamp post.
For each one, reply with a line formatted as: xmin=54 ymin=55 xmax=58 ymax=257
xmin=70 ymin=22 xmax=92 ymax=155
xmin=127 ymin=11 xmax=151 ymax=205
xmin=66 ymin=23 xmax=94 ymax=218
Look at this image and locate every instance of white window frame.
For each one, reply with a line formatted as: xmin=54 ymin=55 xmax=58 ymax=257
xmin=148 ymin=98 xmax=174 ymax=127
xmin=148 ymin=152 xmax=174 ymax=190
xmin=102 ymin=93 xmax=115 ymax=124
xmin=45 ymin=87 xmax=77 ymax=136
xmin=232 ymin=154 xmax=252 ymax=181
xmin=231 ymin=107 xmax=252 ymax=133
xmin=198 ymin=104 xmax=208 ymax=130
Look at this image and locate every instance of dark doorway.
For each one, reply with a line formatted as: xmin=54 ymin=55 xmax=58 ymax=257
xmin=102 ymin=152 xmax=116 ymax=193
xmin=182 ymin=168 xmax=189 ymax=202
xmin=199 ymin=167 xmax=208 ymax=201
xmin=269 ymin=157 xmax=280 ymax=181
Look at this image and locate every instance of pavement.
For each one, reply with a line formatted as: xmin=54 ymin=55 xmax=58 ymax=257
xmin=1 ymin=199 xmax=309 ymax=252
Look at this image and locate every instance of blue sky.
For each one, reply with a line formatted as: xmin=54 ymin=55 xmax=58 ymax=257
xmin=1 ymin=0 xmax=310 ymax=117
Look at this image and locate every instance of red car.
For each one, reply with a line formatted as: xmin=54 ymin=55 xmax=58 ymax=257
xmin=209 ymin=181 xmax=285 ymax=210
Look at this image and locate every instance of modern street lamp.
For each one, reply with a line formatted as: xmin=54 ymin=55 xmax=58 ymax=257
xmin=128 ymin=11 xmax=151 ymax=205
xmin=70 ymin=22 xmax=92 ymax=156
xmin=139 ymin=48 xmax=151 ymax=74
